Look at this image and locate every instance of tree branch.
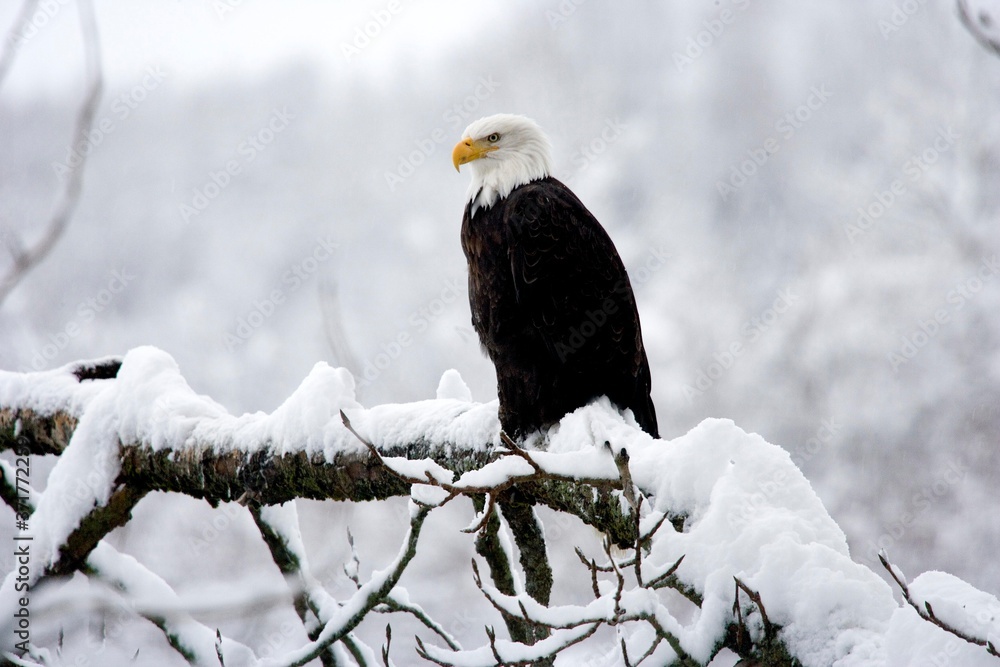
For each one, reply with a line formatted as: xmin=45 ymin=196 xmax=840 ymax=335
xmin=0 ymin=354 xmax=868 ymax=667
xmin=0 ymin=0 xmax=104 ymax=305
xmin=958 ymin=0 xmax=1000 ymax=58
xmin=249 ymin=502 xmax=338 ymax=667
xmin=880 ymin=552 xmax=1000 ymax=657
xmin=267 ymin=504 xmax=431 ymax=667
xmin=471 ymin=497 xmax=536 ymax=647
xmin=52 ymin=483 xmax=147 ymax=577
xmin=0 ymin=0 xmax=40 ymax=89
xmin=5 ymin=469 xmax=256 ymax=666
xmin=497 ymin=491 xmax=553 ymax=608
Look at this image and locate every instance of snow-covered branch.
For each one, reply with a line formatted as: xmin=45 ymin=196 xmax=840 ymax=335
xmin=880 ymin=553 xmax=1000 ymax=659
xmin=2 ymin=346 xmax=1000 ymax=666
xmin=259 ymin=503 xmax=431 ymax=667
xmin=0 ymin=462 xmax=257 ymax=666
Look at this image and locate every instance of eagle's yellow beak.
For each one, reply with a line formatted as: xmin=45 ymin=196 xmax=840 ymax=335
xmin=452 ymin=138 xmax=497 ymax=172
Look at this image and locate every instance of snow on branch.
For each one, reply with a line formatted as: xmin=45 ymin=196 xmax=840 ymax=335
xmin=2 ymin=346 xmax=1000 ymax=665
xmin=258 ymin=503 xmax=431 ymax=667
xmin=0 ymin=462 xmax=258 ymax=665
xmin=880 ymin=552 xmax=1000 ymax=659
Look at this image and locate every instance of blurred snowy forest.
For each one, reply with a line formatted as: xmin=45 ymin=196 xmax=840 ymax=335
xmin=1 ymin=0 xmax=999 ymax=663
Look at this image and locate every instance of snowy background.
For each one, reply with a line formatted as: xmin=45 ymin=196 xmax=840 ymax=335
xmin=1 ymin=0 xmax=999 ymax=664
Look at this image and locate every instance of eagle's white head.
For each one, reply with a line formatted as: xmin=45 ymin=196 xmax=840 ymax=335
xmin=452 ymin=113 xmax=553 ymax=216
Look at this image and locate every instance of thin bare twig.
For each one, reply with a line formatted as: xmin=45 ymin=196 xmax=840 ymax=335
xmin=574 ymin=547 xmax=602 ymax=599
xmin=275 ymin=504 xmax=431 ymax=667
xmin=318 ymin=279 xmax=363 ymax=380
xmin=603 ymin=536 xmax=626 ymax=619
xmin=630 ymin=633 xmax=663 ymax=666
xmin=639 ymin=511 xmax=671 ymax=546
xmin=340 ymin=410 xmax=617 ymax=500
xmin=215 ymin=629 xmax=226 ymax=667
xmin=0 ymin=0 xmax=104 ymax=305
xmin=734 ymin=577 xmax=774 ymax=641
xmin=376 ymin=597 xmax=462 ymax=652
xmin=461 ymin=492 xmax=497 ymax=535
xmin=879 ymin=552 xmax=1000 ymax=657
xmin=958 ymin=0 xmax=1000 ymax=57
xmin=645 ymin=555 xmax=685 ymax=591
xmin=381 ymin=623 xmax=391 ymax=667
xmin=0 ymin=0 xmax=41 ymax=88
xmin=620 ymin=631 xmax=633 ymax=667
xmin=499 ymin=430 xmax=543 ymax=475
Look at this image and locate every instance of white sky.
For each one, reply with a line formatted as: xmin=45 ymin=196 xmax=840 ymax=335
xmin=1 ymin=0 xmax=510 ymax=99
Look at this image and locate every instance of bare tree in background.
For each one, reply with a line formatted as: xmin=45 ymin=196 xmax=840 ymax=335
xmin=958 ymin=0 xmax=1000 ymax=57
xmin=319 ymin=278 xmax=364 ymax=385
xmin=0 ymin=0 xmax=103 ymax=306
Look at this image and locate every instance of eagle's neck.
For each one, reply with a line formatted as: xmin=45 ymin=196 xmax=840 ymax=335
xmin=468 ymin=185 xmax=499 ymax=218
xmin=466 ymin=147 xmax=552 ymax=217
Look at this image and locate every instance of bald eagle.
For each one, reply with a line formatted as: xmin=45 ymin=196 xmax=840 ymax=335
xmin=452 ymin=114 xmax=659 ymax=439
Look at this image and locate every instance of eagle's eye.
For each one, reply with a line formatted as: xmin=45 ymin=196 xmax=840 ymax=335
xmin=487 ymin=133 xmax=501 ymax=143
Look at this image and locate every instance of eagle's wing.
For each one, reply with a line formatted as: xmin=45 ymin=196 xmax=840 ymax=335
xmin=503 ymin=177 xmax=649 ymax=391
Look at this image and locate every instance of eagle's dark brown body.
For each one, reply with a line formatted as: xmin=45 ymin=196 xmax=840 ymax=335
xmin=461 ymin=176 xmax=658 ymax=439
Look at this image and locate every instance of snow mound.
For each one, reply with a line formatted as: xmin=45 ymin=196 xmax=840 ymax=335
xmin=549 ymin=404 xmax=898 ymax=665
xmin=436 ymin=368 xmax=473 ymax=402
xmin=879 ymin=568 xmax=1000 ymax=666
xmin=0 ymin=356 xmax=117 ymax=416
xmin=907 ymin=571 xmax=1000 ymax=643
